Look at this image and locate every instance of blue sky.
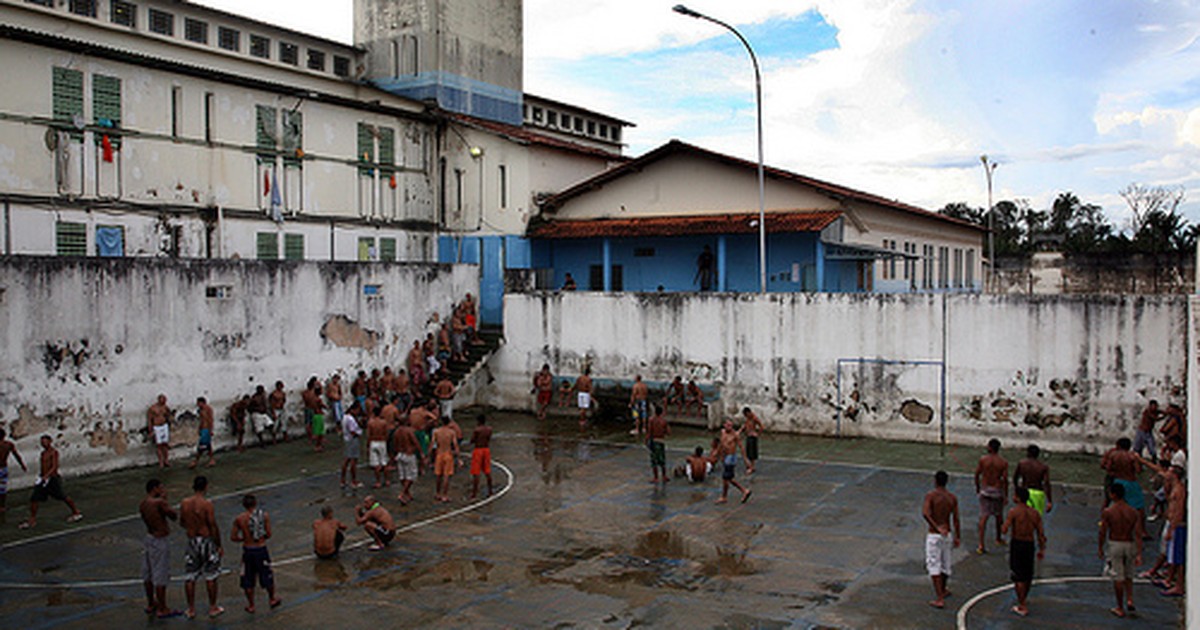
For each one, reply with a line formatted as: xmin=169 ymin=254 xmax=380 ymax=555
xmin=195 ymin=0 xmax=1200 ymax=229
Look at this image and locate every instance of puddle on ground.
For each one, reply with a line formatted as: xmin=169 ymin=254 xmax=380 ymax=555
xmin=360 ymin=558 xmax=495 ymax=592
xmin=46 ymin=589 xmax=104 ymax=607
xmin=312 ymin=559 xmax=350 ymax=586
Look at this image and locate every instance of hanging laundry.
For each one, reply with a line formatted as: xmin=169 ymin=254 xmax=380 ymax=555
xmin=270 ymin=169 xmax=283 ymax=223
xmin=263 ymin=169 xmax=271 ymax=196
xmin=101 ymin=134 xmax=114 ymax=163
xmin=389 ymin=173 xmax=397 ymax=189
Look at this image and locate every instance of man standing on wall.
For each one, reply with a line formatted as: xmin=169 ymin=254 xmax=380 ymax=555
xmin=148 ymin=394 xmax=173 ymax=469
xmin=974 ymin=438 xmax=1008 ymax=554
xmin=922 ymin=470 xmax=960 ymax=609
xmin=434 ymin=372 xmax=456 ymax=421
xmin=533 ymin=364 xmax=554 ymax=421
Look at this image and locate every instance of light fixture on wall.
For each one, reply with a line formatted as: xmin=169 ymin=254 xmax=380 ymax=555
xmin=469 ymin=146 xmax=484 ymax=158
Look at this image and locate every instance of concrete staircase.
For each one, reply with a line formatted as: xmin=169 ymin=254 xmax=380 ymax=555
xmin=445 ymin=324 xmax=504 ymax=388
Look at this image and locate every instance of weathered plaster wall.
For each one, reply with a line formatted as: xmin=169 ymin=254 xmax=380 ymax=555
xmin=0 ymin=257 xmax=478 ymax=483
xmin=486 ymin=292 xmax=1186 ymax=453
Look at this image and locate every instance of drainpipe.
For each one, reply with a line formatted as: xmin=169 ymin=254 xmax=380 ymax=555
xmin=4 ymin=200 xmax=10 ymax=255
xmin=330 ymin=220 xmax=336 ymax=261
xmin=717 ymin=235 xmax=727 ymax=291
xmin=602 ymin=238 xmax=612 ymax=291
xmin=215 ymin=205 xmax=223 ymax=258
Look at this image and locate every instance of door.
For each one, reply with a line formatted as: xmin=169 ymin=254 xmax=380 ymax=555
xmin=480 ymin=236 xmax=504 ymax=325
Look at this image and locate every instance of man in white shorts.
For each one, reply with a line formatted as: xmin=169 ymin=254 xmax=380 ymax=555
xmin=365 ymin=412 xmax=389 ymax=489
xmin=147 ymin=394 xmax=172 ymax=469
xmin=574 ymin=368 xmax=593 ymax=428
xmin=340 ymin=403 xmax=363 ymax=489
xmin=922 ymin=470 xmax=961 ymax=610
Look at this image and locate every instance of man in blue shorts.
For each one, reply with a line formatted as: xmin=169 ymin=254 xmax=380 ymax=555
xmin=715 ymin=421 xmax=751 ymax=504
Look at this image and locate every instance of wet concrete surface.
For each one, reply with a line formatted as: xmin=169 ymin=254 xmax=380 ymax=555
xmin=0 ymin=412 xmax=1183 ymax=628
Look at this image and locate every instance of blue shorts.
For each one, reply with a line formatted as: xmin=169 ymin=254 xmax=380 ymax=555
xmin=1170 ymin=526 xmax=1187 ymax=565
xmin=722 ymin=455 xmax=737 ymax=480
xmin=1113 ymin=479 xmax=1144 ymax=510
xmin=197 ymin=428 xmax=213 ymax=455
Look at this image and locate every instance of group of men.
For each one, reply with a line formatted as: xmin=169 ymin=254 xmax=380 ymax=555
xmin=923 ymin=428 xmax=1187 ymax=620
xmin=652 ymin=407 xmax=762 ymax=504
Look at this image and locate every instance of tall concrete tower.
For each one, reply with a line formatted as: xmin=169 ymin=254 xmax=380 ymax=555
xmin=355 ymin=0 xmax=523 ymax=125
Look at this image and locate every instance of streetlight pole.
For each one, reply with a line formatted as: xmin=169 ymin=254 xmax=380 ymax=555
xmin=674 ymin=4 xmax=766 ymax=294
xmin=980 ymin=155 xmax=998 ymax=292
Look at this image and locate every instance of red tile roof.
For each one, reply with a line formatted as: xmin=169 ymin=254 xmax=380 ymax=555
xmin=446 ymin=113 xmax=629 ymax=162
xmin=528 ymin=210 xmax=842 ymax=239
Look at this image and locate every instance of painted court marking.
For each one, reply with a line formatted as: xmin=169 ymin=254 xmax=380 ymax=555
xmin=0 ymin=462 xmax=513 ymax=590
xmin=955 ymin=575 xmax=1154 ymax=629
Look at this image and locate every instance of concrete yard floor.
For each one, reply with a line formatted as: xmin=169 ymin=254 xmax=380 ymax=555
xmin=0 ymin=412 xmax=1183 ymax=629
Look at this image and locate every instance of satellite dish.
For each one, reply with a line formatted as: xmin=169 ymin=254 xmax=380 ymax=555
xmin=44 ymin=127 xmax=59 ymax=151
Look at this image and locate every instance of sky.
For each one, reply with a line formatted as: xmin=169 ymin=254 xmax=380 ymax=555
xmin=192 ymin=0 xmax=1200 ymax=230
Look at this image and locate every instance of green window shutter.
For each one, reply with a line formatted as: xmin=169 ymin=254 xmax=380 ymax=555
xmin=52 ymin=67 xmax=84 ymax=140
xmin=92 ymin=74 xmax=122 ymax=147
xmin=379 ymin=237 xmax=396 ymax=262
xmin=256 ymin=105 xmax=277 ymax=161
xmin=56 ymin=221 xmax=87 ymax=256
xmin=357 ymin=123 xmax=375 ymax=175
xmin=256 ymin=232 xmax=278 ymax=259
xmin=378 ymin=127 xmax=395 ymax=170
xmin=282 ymin=110 xmax=302 ymax=166
xmin=283 ymin=233 xmax=304 ymax=260
xmin=357 ymin=237 xmax=374 ymax=261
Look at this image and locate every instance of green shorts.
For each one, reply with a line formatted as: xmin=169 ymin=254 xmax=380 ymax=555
xmin=1026 ymin=488 xmax=1047 ymax=514
xmin=312 ymin=414 xmax=326 ymax=437
xmin=648 ymin=440 xmax=666 ymax=467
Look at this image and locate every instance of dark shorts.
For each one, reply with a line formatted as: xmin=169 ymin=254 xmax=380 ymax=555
xmin=239 ymin=546 xmax=274 ymax=590
xmin=978 ymin=488 xmax=1004 ymax=517
xmin=722 ymin=455 xmax=737 ymax=480
xmin=197 ymin=428 xmax=213 ymax=455
xmin=648 ymin=440 xmax=666 ymax=467
xmin=31 ymin=476 xmax=67 ymax=503
xmin=316 ymin=531 xmax=346 ymax=560
xmin=1009 ymin=539 xmax=1036 ymax=583
xmin=1170 ymin=526 xmax=1187 ymax=565
xmin=746 ymin=435 xmax=759 ymax=461
xmin=376 ymin=526 xmax=395 ymax=545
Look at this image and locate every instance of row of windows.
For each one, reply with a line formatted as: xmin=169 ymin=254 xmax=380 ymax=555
xmin=884 ymin=239 xmax=976 ymax=290
xmin=29 ymin=0 xmax=352 ymax=77
xmin=523 ymin=104 xmax=622 ymax=143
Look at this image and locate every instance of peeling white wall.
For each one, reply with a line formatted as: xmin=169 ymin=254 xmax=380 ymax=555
xmin=487 ymin=292 xmax=1187 ymax=454
xmin=0 ymin=257 xmax=478 ymax=483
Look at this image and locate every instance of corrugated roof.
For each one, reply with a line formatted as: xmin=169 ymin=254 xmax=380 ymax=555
xmin=528 ymin=210 xmax=842 ymax=239
xmin=446 ymin=113 xmax=629 ymax=161
xmin=540 ymin=140 xmax=986 ymax=233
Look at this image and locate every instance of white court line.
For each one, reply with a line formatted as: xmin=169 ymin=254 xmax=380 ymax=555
xmin=955 ymin=575 xmax=1155 ymax=629
xmin=0 ymin=461 xmax=513 ymax=590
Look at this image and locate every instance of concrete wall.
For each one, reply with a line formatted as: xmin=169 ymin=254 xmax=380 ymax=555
xmin=486 ymin=292 xmax=1187 ymax=453
xmin=0 ymin=256 xmax=478 ymax=482
xmin=996 ymin=251 xmax=1195 ymax=295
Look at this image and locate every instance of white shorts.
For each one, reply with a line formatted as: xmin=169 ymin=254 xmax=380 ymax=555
xmin=440 ymin=398 xmax=453 ymax=420
xmin=686 ymin=461 xmax=713 ymax=482
xmin=925 ymin=533 xmax=952 ymax=576
xmin=577 ymin=392 xmax=591 ymax=410
xmin=368 ymin=441 xmax=388 ymax=468
xmin=395 ymin=453 xmax=418 ymax=481
xmin=153 ymin=424 xmax=170 ymax=445
xmin=250 ymin=413 xmax=273 ymax=434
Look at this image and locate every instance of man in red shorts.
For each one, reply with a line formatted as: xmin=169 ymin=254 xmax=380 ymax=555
xmin=469 ymin=415 xmax=494 ymax=499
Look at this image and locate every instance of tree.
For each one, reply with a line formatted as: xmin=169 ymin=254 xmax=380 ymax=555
xmin=1119 ymin=183 xmax=1186 ymax=236
xmin=1047 ymin=192 xmax=1113 ymax=253
xmin=939 ymin=202 xmax=984 ymax=225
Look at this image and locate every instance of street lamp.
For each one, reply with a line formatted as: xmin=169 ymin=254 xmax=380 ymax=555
xmin=674 ymin=4 xmax=767 ymax=293
xmin=980 ymin=155 xmax=998 ymax=292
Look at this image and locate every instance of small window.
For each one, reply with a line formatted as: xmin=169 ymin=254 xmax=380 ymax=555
xmin=587 ymin=120 xmax=596 ymax=135
xmin=204 ymin=91 xmax=214 ymax=143
xmin=206 ymin=285 xmax=233 ymax=299
xmin=69 ymin=0 xmax=97 ymax=18
xmin=634 ymin=247 xmax=655 ymax=257
xmin=170 ymin=86 xmax=182 ymax=138
xmin=148 ymin=8 xmax=173 ymax=36
xmin=283 ymin=233 xmax=304 ymax=260
xmin=588 ymin=264 xmax=603 ymax=290
xmin=307 ymin=49 xmax=326 ymax=71
xmin=184 ymin=18 xmax=208 ymax=44
xmin=250 ymin=34 xmax=271 ymax=59
xmin=256 ymin=232 xmax=279 ymax=260
xmin=279 ymin=42 xmax=299 ymax=65
xmin=357 ymin=237 xmax=375 ymax=261
xmin=218 ymin=27 xmax=240 ymax=52
xmin=56 ymin=221 xmax=87 ymax=257
xmin=380 ymin=237 xmax=397 ymax=262
xmin=574 ymin=117 xmax=584 ymax=132
xmin=611 ymin=127 xmax=621 ymax=143
xmin=333 ymin=55 xmax=351 ymax=77
xmin=498 ymin=164 xmax=507 ymax=208
xmin=599 ymin=124 xmax=608 ymax=139
xmin=110 ymin=0 xmax=135 ymax=27
xmin=547 ymin=111 xmax=557 ymax=127
xmin=561 ymin=114 xmax=571 ymax=129
xmin=95 ymin=225 xmax=124 ymax=257
xmin=532 ymin=107 xmax=543 ymax=124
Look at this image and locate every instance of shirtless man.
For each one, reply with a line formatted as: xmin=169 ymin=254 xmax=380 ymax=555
xmin=534 ymin=364 xmax=554 ymax=421
xmin=381 ymin=366 xmax=397 ymax=398
xmin=355 ymin=495 xmax=396 ymax=551
xmin=20 ymin=435 xmax=82 ymax=528
xmin=1158 ymin=452 xmax=1187 ymax=596
xmin=974 ymin=438 xmax=1008 ymax=554
xmin=407 ymin=342 xmax=426 ymax=390
xmin=742 ymin=407 xmax=764 ymax=475
xmin=922 ymin=470 xmax=960 ymax=609
xmin=366 ymin=409 xmax=390 ymax=488
xmin=390 ymin=416 xmax=421 ymax=504
xmin=325 ymin=374 xmax=344 ymax=428
xmin=409 ymin=400 xmax=436 ymax=463
xmin=351 ymin=371 xmax=369 ymax=409
xmin=230 ymin=494 xmax=280 ymax=612
xmin=0 ymin=427 xmax=27 ymax=513
xmin=646 ymin=405 xmax=670 ymax=484
xmin=229 ymin=395 xmax=249 ymax=452
xmin=431 ymin=417 xmax=460 ymax=502
xmin=469 ymin=415 xmax=494 ymax=499
xmin=664 ymin=376 xmax=685 ymax=414
xmin=1013 ymin=444 xmax=1052 ymax=514
xmin=313 ymin=506 xmax=348 ymax=559
xmin=341 ymin=402 xmax=363 ymax=489
xmin=574 ymin=368 xmax=594 ymax=428
xmin=180 ymin=476 xmax=223 ymax=620
xmin=1134 ymin=400 xmax=1162 ymax=463
xmin=248 ymin=385 xmax=272 ymax=448
xmin=269 ymin=381 xmax=287 ymax=444
xmin=629 ymin=375 xmax=650 ymax=436
xmin=714 ymin=420 xmax=751 ymax=504
xmin=674 ymin=446 xmax=712 ymax=482
xmin=140 ymin=478 xmax=179 ymax=618
xmin=684 ymin=380 xmax=705 ymax=417
xmin=558 ymin=379 xmax=573 ymax=409
xmin=379 ymin=397 xmax=401 ymax=428
xmin=1102 ymin=438 xmax=1145 ymax=523
xmin=147 ymin=394 xmax=172 ymax=469
xmin=434 ymin=373 xmax=455 ymax=421
xmin=394 ymin=369 xmax=412 ymax=412
xmin=1160 ymin=403 xmax=1186 ymax=444
xmin=1100 ymin=483 xmax=1144 ymax=618
xmin=1002 ymin=487 xmax=1046 ymax=617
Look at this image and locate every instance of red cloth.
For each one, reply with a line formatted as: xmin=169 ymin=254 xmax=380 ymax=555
xmin=264 ymin=170 xmax=271 ymax=195
xmin=101 ymin=135 xmax=114 ymax=163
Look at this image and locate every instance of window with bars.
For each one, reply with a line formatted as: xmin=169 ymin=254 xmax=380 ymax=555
xmin=380 ymin=237 xmax=397 ymax=262
xmin=333 ymin=55 xmax=350 ymax=77
xmin=378 ymin=126 xmax=395 ymax=170
xmin=93 ymin=74 xmax=121 ymax=147
xmin=52 ymin=67 xmax=84 ymax=140
xmin=218 ymin=27 xmax=240 ymax=51
xmin=279 ymin=42 xmax=298 ymax=65
xmin=148 ymin=8 xmax=173 ymax=36
xmin=255 ymin=105 xmax=276 ymax=161
xmin=256 ymin=232 xmax=278 ymax=260
xmin=110 ymin=0 xmax=135 ymax=27
xmin=357 ymin=237 xmax=375 ymax=261
xmin=69 ymin=0 xmax=97 ymax=17
xmin=307 ymin=49 xmax=326 ymax=71
xmin=56 ymin=222 xmax=87 ymax=256
xmin=250 ymin=34 xmax=270 ymax=58
xmin=283 ymin=233 xmax=304 ymax=260
xmin=26 ymin=0 xmax=54 ymax=7
xmin=282 ymin=110 xmax=302 ymax=166
xmin=184 ymin=18 xmax=208 ymax=44
xmin=357 ymin=123 xmax=375 ymax=175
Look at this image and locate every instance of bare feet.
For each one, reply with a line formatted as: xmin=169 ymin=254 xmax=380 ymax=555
xmin=1011 ymin=605 xmax=1028 ymax=617
xmin=741 ymin=490 xmax=753 ymax=504
xmin=270 ymin=598 xmax=282 ymax=609
xmin=208 ymin=606 xmax=225 ymax=618
xmin=927 ymin=600 xmax=945 ymax=609
xmin=1109 ymin=607 xmax=1125 ymax=618
xmin=715 ymin=497 xmax=728 ymax=504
